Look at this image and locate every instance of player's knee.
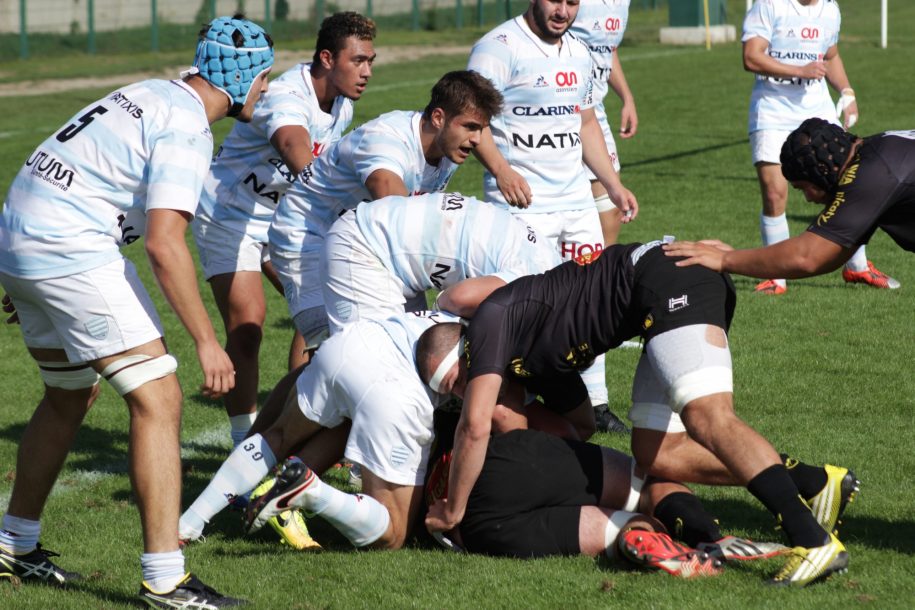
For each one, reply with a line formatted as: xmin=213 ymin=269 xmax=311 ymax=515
xmin=99 ymin=353 xmax=178 ymax=396
xmin=225 ymin=322 xmax=264 ymax=357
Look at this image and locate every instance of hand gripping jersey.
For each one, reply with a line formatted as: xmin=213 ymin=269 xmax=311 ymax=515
xmin=196 ymin=63 xmax=354 ymax=243
xmin=743 ymin=0 xmax=841 ymax=133
xmin=468 ymin=17 xmax=595 ymax=214
xmin=571 ymin=0 xmax=630 ymax=128
xmin=353 ymin=192 xmax=561 ymax=295
xmin=269 ymin=110 xmax=458 ymax=253
xmin=0 ymin=79 xmax=212 ymax=279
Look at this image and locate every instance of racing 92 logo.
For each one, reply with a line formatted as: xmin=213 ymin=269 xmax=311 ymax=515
xmin=605 ymin=17 xmax=621 ymax=31
xmin=555 ymin=71 xmax=579 ymax=87
xmin=801 ymin=27 xmax=819 ymax=40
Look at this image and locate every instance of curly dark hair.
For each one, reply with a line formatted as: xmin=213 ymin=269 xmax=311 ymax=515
xmin=313 ymin=12 xmax=376 ymax=63
xmin=422 ymin=70 xmax=504 ymax=122
xmin=780 ymin=118 xmax=858 ymax=194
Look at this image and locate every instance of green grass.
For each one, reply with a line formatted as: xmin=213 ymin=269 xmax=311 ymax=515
xmin=3 ymin=2 xmax=915 ymax=608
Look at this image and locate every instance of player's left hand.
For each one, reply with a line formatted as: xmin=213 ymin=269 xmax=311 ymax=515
xmin=609 ymin=185 xmax=638 ymax=222
xmin=2 ymin=294 xmax=19 ymax=325
xmin=425 ymin=499 xmax=461 ymax=533
xmin=496 ymin=166 xmax=533 ymax=208
xmin=619 ymin=103 xmax=638 ymax=139
xmin=662 ymin=240 xmax=734 ymax=272
xmin=196 ymin=340 xmax=236 ymax=399
xmin=841 ymin=99 xmax=859 ymax=129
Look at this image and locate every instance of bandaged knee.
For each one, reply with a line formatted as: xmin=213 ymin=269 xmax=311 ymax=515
xmin=100 ymin=354 xmax=178 ymax=396
xmin=37 ymin=361 xmax=100 ymax=390
xmin=646 ymin=325 xmax=733 ymax=412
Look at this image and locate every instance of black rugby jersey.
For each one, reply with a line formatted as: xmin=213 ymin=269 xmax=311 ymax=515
xmin=809 ymin=131 xmax=915 ymax=252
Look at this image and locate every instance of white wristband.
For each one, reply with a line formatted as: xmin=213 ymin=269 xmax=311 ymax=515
xmin=836 ymin=93 xmax=857 ymax=128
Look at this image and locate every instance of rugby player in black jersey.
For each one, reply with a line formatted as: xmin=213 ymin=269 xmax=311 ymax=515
xmin=665 ymin=118 xmax=915 ymax=280
xmin=416 ymin=240 xmax=852 ymax=587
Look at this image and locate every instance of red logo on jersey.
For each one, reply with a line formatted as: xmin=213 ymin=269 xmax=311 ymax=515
xmin=605 ymin=17 xmax=621 ymax=31
xmin=801 ymin=27 xmax=820 ymax=40
xmin=312 ymin=141 xmax=324 ymax=157
xmin=563 ymin=242 xmax=603 ymax=264
xmin=555 ymin=71 xmax=579 ymax=87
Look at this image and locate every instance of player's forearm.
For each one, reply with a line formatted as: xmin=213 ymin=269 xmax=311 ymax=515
xmin=824 ymin=52 xmax=851 ymax=94
xmin=608 ymin=52 xmax=634 ymax=106
xmin=743 ymin=43 xmax=813 ymax=80
xmin=446 ymin=418 xmax=491 ymax=523
xmin=271 ymin=126 xmax=315 ymax=175
xmin=472 ymin=127 xmax=511 ymax=177
xmin=581 ymin=112 xmax=622 ymax=190
xmin=720 ymin=235 xmax=847 ymax=279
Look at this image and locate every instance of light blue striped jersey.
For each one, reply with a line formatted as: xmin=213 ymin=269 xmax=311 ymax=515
xmin=196 ymin=63 xmax=354 ymax=243
xmin=377 ymin=310 xmax=462 ymax=368
xmin=354 ymin=192 xmax=561 ymax=295
xmin=0 ymin=79 xmax=212 ymax=279
xmin=743 ymin=0 xmax=841 ymax=132
xmin=571 ymin=0 xmax=630 ymax=122
xmin=468 ymin=16 xmax=595 ymax=214
xmin=269 ymin=110 xmax=458 ymax=253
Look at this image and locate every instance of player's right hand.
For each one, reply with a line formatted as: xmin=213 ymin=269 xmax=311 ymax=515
xmin=425 ymin=499 xmax=462 ymax=533
xmin=662 ymin=239 xmax=734 ymax=272
xmin=196 ymin=340 xmax=235 ymax=398
xmin=797 ymin=60 xmax=827 ymax=80
xmin=496 ymin=167 xmax=532 ymax=208
xmin=2 ymin=294 xmax=19 ymax=325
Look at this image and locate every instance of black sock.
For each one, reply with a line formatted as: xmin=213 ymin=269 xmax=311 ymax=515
xmin=652 ymin=492 xmax=723 ymax=547
xmin=780 ymin=453 xmax=828 ymax=500
xmin=747 ymin=464 xmax=828 ymax=548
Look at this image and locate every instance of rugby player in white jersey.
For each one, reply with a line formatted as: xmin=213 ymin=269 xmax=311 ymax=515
xmin=0 ymin=15 xmax=272 ymax=608
xmin=571 ymin=0 xmax=637 ymax=246
xmin=742 ymin=0 xmax=897 ymax=294
xmin=192 ymin=12 xmax=375 ymax=456
xmin=467 ymin=0 xmax=638 ymax=434
xmin=267 ymin=71 xmax=503 ymax=355
xmin=321 ymin=192 xmax=559 ymax=333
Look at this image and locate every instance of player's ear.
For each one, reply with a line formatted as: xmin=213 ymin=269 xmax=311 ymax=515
xmin=318 ymin=48 xmax=334 ymax=70
xmin=430 ymin=107 xmax=447 ymax=130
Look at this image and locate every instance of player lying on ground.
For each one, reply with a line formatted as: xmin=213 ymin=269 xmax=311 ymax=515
xmin=417 ymin=240 xmax=857 ymax=587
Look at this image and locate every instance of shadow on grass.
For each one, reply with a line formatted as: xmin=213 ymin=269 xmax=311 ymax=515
xmin=625 ymin=138 xmax=749 ymax=169
xmin=0 ymin=422 xmax=130 ymax=474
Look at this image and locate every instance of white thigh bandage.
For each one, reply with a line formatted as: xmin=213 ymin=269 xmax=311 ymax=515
xmin=646 ymin=325 xmax=733 ymax=413
xmin=100 ymin=354 xmax=178 ymax=396
xmin=594 ymin=193 xmax=617 ymax=213
xmin=623 ymin=458 xmax=645 ymax=512
xmin=629 ymin=354 xmax=687 ymax=433
xmin=604 ymin=510 xmax=639 ymax=558
xmin=37 ymin=361 xmax=101 ymax=390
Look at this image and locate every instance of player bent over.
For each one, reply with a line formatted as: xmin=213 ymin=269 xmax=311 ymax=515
xmin=192 ymin=12 xmax=376 ymax=453
xmin=0 ymin=15 xmax=273 ymax=608
xmin=418 ymin=240 xmax=855 ymax=587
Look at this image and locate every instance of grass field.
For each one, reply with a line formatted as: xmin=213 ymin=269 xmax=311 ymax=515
xmin=1 ymin=1 xmax=915 ymax=608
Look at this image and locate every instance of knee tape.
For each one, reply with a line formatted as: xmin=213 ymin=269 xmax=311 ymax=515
xmin=100 ymin=354 xmax=178 ymax=396
xmin=37 ymin=361 xmax=101 ymax=390
xmin=623 ymin=458 xmax=645 ymax=512
xmin=646 ymin=325 xmax=733 ymax=412
xmin=594 ymin=193 xmax=617 ymax=213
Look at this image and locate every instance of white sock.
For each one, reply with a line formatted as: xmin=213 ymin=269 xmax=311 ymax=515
xmin=301 ymin=471 xmax=390 ymax=547
xmin=845 ymin=245 xmax=868 ymax=272
xmin=179 ymin=433 xmax=276 ymax=540
xmin=0 ymin=514 xmax=40 ymax=555
xmin=581 ymin=354 xmax=608 ymax=406
xmin=229 ymin=412 xmax=258 ymax=449
xmin=760 ymin=213 xmax=789 ymax=287
xmin=140 ymin=549 xmax=185 ymax=593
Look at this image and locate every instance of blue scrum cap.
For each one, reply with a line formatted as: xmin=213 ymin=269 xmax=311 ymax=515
xmin=185 ymin=15 xmax=274 ymax=116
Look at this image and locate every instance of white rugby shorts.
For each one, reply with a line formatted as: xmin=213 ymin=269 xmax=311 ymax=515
xmin=321 ymin=212 xmax=408 ymax=335
xmin=295 ymin=321 xmax=435 ymax=486
xmin=522 ymin=207 xmax=603 ymax=263
xmin=0 ymin=258 xmax=163 ymax=362
xmin=268 ymin=242 xmax=323 ymax=319
xmin=750 ymin=129 xmax=793 ymax=165
xmin=192 ymin=211 xmax=268 ymax=279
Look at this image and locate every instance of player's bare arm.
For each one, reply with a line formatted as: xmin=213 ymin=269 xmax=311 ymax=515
xmin=822 ymin=46 xmax=858 ymax=128
xmin=580 ymin=107 xmax=638 ymax=220
xmin=270 ymin=125 xmax=315 ymax=174
xmin=145 ymin=208 xmax=235 ymax=398
xmin=609 ymin=51 xmax=638 ymax=139
xmin=664 ymin=232 xmax=850 ymax=278
xmin=472 ymin=127 xmax=532 ymax=208
xmin=426 ymin=373 xmax=502 ymax=533
xmin=435 ymin=276 xmax=506 ymax=318
xmin=364 ymin=168 xmax=409 ymax=199
xmin=742 ymin=36 xmax=826 ymax=80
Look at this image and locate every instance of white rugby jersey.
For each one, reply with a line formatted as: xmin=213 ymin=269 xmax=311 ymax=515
xmin=269 ymin=110 xmax=458 ymax=253
xmin=572 ymin=0 xmax=630 ymax=107
xmin=0 ymin=79 xmax=212 ymax=279
xmin=353 ymin=192 xmax=560 ymax=296
xmin=378 ymin=310 xmax=462 ymax=370
xmin=743 ymin=0 xmax=841 ymax=132
xmin=196 ymin=63 xmax=354 ymax=243
xmin=468 ymin=16 xmax=595 ymax=214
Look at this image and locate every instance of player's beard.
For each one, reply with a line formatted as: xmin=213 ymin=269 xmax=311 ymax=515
xmin=529 ymin=3 xmax=570 ymax=42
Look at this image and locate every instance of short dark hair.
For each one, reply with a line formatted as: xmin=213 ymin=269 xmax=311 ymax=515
xmin=780 ymin=118 xmax=858 ymax=194
xmin=416 ymin=323 xmax=464 ymax=385
xmin=313 ymin=12 xmax=376 ymax=63
xmin=422 ymin=71 xmax=503 ymax=122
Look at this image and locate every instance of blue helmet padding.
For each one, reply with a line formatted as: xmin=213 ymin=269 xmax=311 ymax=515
xmin=193 ymin=16 xmax=274 ymax=111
